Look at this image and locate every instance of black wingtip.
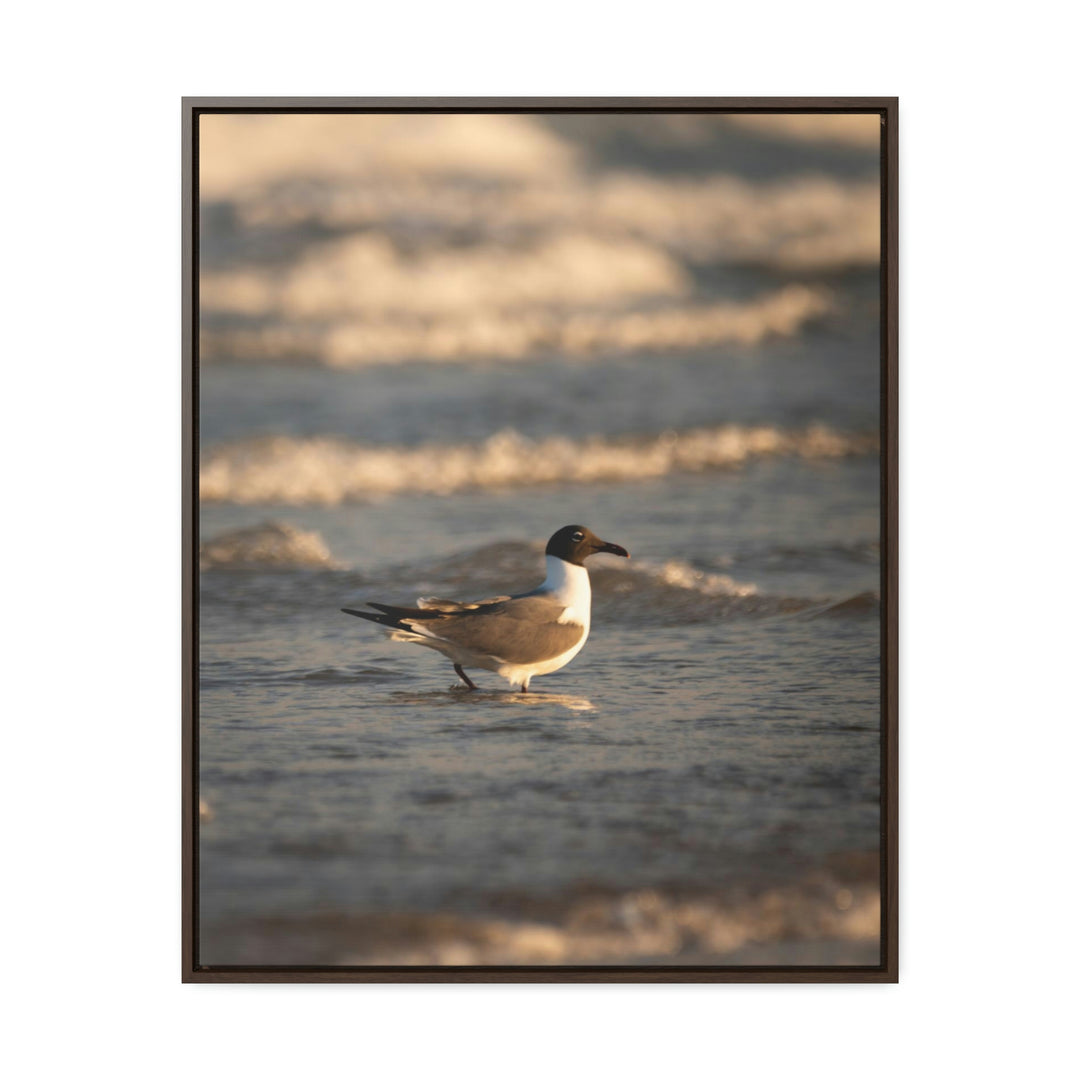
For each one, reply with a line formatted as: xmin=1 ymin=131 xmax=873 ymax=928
xmin=342 ymin=606 xmax=404 ymax=629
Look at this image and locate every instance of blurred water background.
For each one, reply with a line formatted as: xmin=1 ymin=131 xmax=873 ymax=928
xmin=197 ymin=112 xmax=882 ymax=966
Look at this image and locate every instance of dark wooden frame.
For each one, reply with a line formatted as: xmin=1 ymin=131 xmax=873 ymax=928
xmin=182 ymin=97 xmax=898 ymax=983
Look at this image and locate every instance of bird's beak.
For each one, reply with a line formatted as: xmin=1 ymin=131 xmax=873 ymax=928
xmin=594 ymin=539 xmax=630 ymax=559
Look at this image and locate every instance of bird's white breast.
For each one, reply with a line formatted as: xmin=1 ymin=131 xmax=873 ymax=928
xmin=540 ymin=555 xmax=592 ymax=629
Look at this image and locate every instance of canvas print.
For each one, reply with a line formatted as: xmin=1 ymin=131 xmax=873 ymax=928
xmin=194 ymin=109 xmax=885 ymax=969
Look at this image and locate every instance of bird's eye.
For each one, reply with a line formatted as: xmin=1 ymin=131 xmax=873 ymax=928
xmin=571 ymin=531 xmax=584 ymax=542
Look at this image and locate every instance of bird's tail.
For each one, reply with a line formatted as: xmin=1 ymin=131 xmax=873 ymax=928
xmin=341 ymin=603 xmax=442 ymax=633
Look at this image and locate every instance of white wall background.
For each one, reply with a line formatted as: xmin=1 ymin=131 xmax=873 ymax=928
xmin=3 ymin=2 xmax=1076 ymax=1076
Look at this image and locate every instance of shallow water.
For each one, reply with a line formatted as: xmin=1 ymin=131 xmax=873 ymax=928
xmin=197 ymin=113 xmax=881 ymax=966
xmin=199 ymin=460 xmax=881 ymax=964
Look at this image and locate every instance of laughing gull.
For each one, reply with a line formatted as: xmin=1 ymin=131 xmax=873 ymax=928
xmin=342 ymin=525 xmax=629 ymax=692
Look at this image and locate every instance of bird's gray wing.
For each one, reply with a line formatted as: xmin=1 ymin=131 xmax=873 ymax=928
xmin=416 ymin=595 xmax=511 ymax=611
xmin=423 ymin=594 xmax=584 ymax=664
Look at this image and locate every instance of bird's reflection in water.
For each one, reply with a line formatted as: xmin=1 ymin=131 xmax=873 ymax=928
xmin=387 ymin=687 xmax=596 ymax=712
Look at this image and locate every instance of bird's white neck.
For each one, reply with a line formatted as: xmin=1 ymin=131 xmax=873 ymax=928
xmin=541 ymin=555 xmax=592 ymax=627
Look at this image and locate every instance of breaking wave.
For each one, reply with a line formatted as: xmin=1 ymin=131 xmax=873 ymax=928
xmin=222 ymin=174 xmax=880 ymax=270
xmin=199 ymin=536 xmax=876 ymax=626
xmin=199 ymin=114 xmax=877 ymax=368
xmin=201 ymin=231 xmax=689 ymax=320
xmin=199 ymin=113 xmax=579 ymax=199
xmin=200 ymin=423 xmax=877 ymax=505
xmin=645 ymin=560 xmax=758 ymax=597
xmin=602 ymin=556 xmax=758 ymax=598
xmin=347 ymin=882 xmax=880 ymax=966
xmin=200 ymin=863 xmax=880 ymax=966
xmin=199 ymin=521 xmax=340 ymax=569
xmin=200 ymin=284 xmax=831 ymax=366
xmin=378 ymin=545 xmax=871 ymax=622
xmin=201 ymin=115 xmax=878 ymax=270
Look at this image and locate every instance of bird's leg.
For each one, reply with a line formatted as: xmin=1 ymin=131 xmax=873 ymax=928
xmin=519 ymin=683 xmax=529 ymax=694
xmin=453 ymin=664 xmax=478 ymax=691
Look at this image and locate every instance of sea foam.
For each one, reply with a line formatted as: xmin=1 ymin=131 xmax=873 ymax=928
xmin=199 ymin=872 xmax=880 ymax=966
xmin=200 ymin=424 xmax=877 ymax=505
xmin=347 ymin=880 xmax=881 ymax=965
xmin=201 ymin=285 xmax=831 ymax=366
xmin=221 ymin=171 xmax=879 ymax=269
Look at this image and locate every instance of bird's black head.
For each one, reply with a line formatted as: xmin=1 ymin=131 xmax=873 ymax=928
xmin=545 ymin=525 xmax=630 ymax=567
